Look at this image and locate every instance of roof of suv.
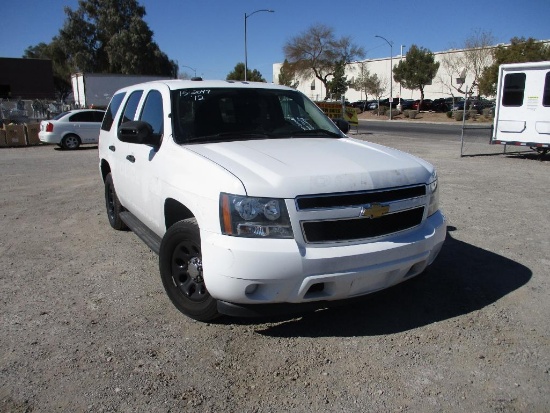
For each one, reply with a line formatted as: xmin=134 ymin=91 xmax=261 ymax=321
xmin=119 ymin=79 xmax=295 ymax=92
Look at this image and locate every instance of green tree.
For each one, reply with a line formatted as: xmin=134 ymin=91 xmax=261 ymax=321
xmin=24 ymin=0 xmax=176 ymax=98
xmin=59 ymin=0 xmax=176 ymax=75
xmin=364 ymin=73 xmax=386 ymax=100
xmin=226 ymin=63 xmax=266 ymax=82
xmin=327 ymin=60 xmax=349 ymax=100
xmin=478 ymin=37 xmax=550 ymax=96
xmin=393 ymin=45 xmax=439 ymax=110
xmin=283 ymin=24 xmax=365 ymax=99
xmin=278 ymin=59 xmax=299 ymax=88
xmin=350 ymin=62 xmax=371 ymax=105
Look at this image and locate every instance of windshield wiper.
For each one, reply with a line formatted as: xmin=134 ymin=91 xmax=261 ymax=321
xmin=290 ymin=129 xmax=342 ymax=138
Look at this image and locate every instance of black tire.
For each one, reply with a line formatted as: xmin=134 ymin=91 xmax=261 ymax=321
xmin=61 ymin=134 xmax=81 ymax=150
xmin=159 ymin=218 xmax=219 ymax=321
xmin=104 ymin=173 xmax=127 ymax=230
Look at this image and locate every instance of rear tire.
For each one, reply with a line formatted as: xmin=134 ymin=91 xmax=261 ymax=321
xmin=159 ymin=218 xmax=219 ymax=321
xmin=61 ymin=134 xmax=81 ymax=150
xmin=104 ymin=173 xmax=127 ymax=230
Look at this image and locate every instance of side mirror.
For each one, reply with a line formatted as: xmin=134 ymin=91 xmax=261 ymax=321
xmin=118 ymin=121 xmax=160 ymax=146
xmin=334 ymin=118 xmax=350 ymax=134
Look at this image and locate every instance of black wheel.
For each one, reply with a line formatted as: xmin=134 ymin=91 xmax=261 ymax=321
xmin=159 ymin=218 xmax=219 ymax=321
xmin=104 ymin=173 xmax=127 ymax=230
xmin=61 ymin=134 xmax=81 ymax=150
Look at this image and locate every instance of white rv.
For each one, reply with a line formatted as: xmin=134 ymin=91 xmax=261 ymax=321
xmin=492 ymin=61 xmax=550 ymax=154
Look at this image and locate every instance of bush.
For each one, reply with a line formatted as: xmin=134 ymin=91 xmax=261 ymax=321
xmin=409 ymin=110 xmax=418 ymax=119
xmin=403 ymin=110 xmax=410 ymax=118
xmin=482 ymin=108 xmax=494 ymax=119
xmin=376 ymin=106 xmax=387 ymax=116
xmin=454 ymin=110 xmax=469 ymax=121
xmin=446 ymin=111 xmax=452 ymax=118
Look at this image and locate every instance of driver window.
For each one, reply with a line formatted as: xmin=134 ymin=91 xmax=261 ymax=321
xmin=119 ymin=90 xmax=143 ymax=127
xmin=139 ymin=90 xmax=163 ymax=136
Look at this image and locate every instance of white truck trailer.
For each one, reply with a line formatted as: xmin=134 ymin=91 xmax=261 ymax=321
xmin=492 ymin=61 xmax=550 ymax=154
xmin=71 ymin=73 xmax=172 ymax=108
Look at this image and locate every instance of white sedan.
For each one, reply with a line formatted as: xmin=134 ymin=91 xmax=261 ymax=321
xmin=39 ymin=109 xmax=105 ymax=150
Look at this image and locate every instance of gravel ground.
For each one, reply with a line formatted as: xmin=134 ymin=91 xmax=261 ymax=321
xmin=1 ymin=129 xmax=549 ymax=412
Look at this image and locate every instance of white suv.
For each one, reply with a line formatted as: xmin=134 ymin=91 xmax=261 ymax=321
xmin=98 ymin=79 xmax=446 ymax=321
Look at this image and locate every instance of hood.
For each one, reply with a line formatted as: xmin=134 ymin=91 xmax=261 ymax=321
xmin=187 ymin=137 xmax=433 ymax=198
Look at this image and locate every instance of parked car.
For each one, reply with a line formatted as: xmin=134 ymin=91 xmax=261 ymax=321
xmin=451 ymin=99 xmax=494 ymax=114
xmin=350 ymin=101 xmax=368 ymax=113
xmin=367 ymin=101 xmax=379 ymax=110
xmin=399 ymin=99 xmax=415 ymax=110
xmin=39 ymin=109 xmax=105 ymax=150
xmin=412 ymin=99 xmax=433 ymax=111
xmin=430 ymin=99 xmax=449 ymax=112
xmin=445 ymin=97 xmax=463 ymax=107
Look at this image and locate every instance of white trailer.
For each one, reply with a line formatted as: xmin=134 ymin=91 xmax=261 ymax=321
xmin=71 ymin=73 xmax=172 ymax=108
xmin=492 ymin=61 xmax=550 ymax=154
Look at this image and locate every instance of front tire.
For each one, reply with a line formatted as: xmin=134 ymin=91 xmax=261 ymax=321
xmin=104 ymin=173 xmax=127 ymax=230
xmin=159 ymin=219 xmax=219 ymax=321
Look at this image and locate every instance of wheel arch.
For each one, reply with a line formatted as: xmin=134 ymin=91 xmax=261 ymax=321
xmin=164 ymin=198 xmax=195 ymax=230
xmin=100 ymin=160 xmax=111 ymax=183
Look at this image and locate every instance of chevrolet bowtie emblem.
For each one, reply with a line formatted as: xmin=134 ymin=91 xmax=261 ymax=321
xmin=360 ymin=203 xmax=390 ymax=219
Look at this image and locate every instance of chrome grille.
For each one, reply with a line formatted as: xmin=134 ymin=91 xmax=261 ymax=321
xmin=296 ymin=185 xmax=426 ymax=243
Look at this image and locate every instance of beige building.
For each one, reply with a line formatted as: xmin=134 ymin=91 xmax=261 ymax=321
xmin=272 ymin=40 xmax=550 ymax=103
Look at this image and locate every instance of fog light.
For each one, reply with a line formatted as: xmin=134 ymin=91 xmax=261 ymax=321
xmin=245 ymin=284 xmax=258 ymax=295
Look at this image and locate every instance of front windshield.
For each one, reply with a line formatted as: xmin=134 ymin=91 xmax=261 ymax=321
xmin=171 ymin=87 xmax=343 ymax=144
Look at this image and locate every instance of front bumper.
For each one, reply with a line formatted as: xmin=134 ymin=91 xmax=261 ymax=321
xmin=202 ymin=211 xmax=446 ymax=314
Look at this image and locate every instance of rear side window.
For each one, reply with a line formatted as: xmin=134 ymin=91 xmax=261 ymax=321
xmin=69 ymin=110 xmax=103 ymax=122
xmin=93 ymin=111 xmax=105 ymax=122
xmin=101 ymin=93 xmax=125 ymax=131
xmin=502 ymin=73 xmax=526 ymax=107
xmin=543 ymin=72 xmax=550 ymax=107
xmin=69 ymin=111 xmax=96 ymax=122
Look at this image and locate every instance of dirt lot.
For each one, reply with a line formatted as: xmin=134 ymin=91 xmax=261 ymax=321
xmin=1 ymin=131 xmax=549 ymax=412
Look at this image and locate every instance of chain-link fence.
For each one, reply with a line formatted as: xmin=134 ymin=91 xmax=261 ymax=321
xmin=0 ymin=99 xmax=74 ymax=124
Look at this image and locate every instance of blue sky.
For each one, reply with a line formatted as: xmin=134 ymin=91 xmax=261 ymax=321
xmin=2 ymin=0 xmax=549 ymax=82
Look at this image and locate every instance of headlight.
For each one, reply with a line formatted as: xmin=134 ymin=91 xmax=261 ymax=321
xmin=427 ymin=170 xmax=439 ymax=217
xmin=220 ymin=193 xmax=294 ymax=238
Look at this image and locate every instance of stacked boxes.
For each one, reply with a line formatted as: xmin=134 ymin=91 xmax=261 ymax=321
xmin=5 ymin=124 xmax=27 ymax=147
xmin=25 ymin=123 xmax=41 ymax=145
xmin=0 ymin=122 xmax=42 ymax=147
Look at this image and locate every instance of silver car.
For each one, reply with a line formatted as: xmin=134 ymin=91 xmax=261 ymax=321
xmin=39 ymin=109 xmax=105 ymax=150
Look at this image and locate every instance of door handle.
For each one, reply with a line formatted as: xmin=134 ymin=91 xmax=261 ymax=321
xmin=109 ymin=145 xmax=116 ymax=152
xmin=126 ymin=155 xmax=135 ymax=163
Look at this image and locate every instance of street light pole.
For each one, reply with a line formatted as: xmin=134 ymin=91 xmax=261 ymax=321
xmin=181 ymin=65 xmax=197 ymax=78
xmin=400 ymin=45 xmax=406 ymax=100
xmin=375 ymin=35 xmax=394 ymax=120
xmin=244 ymin=9 xmax=274 ymax=81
